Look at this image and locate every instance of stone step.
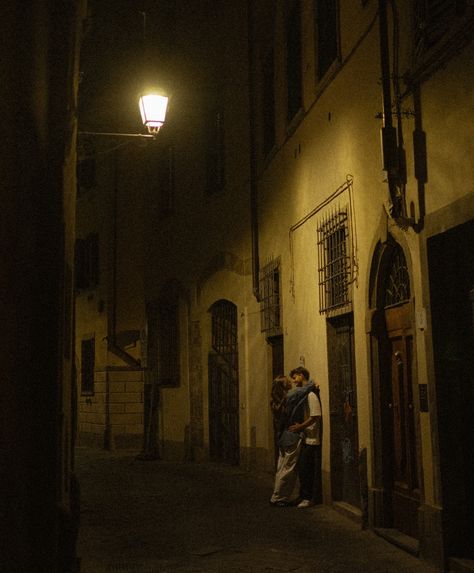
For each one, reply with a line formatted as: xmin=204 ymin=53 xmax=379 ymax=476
xmin=449 ymin=558 xmax=474 ymax=573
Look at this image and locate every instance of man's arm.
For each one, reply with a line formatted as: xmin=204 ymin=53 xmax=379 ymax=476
xmin=288 ymin=390 xmax=321 ymax=432
xmin=288 ymin=415 xmax=317 ymax=433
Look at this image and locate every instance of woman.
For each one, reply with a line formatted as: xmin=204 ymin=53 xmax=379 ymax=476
xmin=269 ymin=375 xmax=303 ymax=507
xmin=269 ymin=373 xmax=317 ymax=506
xmin=270 ymin=375 xmax=292 ymax=466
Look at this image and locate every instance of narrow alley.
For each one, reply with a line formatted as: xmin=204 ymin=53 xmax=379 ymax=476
xmin=76 ymin=447 xmax=437 ymax=573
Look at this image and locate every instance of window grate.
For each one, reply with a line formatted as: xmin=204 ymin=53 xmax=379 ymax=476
xmin=259 ymin=258 xmax=282 ymax=335
xmin=317 ymin=208 xmax=351 ymax=313
xmin=211 ymin=300 xmax=238 ymax=369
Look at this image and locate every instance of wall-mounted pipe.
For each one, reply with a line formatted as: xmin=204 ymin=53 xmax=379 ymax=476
xmin=107 ymin=148 xmax=142 ymax=368
xmin=378 ymin=0 xmax=401 ymax=218
xmin=247 ymin=0 xmax=261 ymax=303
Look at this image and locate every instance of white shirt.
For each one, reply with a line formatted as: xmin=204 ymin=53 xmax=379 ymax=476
xmin=304 ymin=392 xmax=322 ymax=445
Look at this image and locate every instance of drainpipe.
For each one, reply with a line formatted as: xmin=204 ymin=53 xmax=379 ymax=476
xmin=107 ymin=148 xmax=141 ymax=367
xmin=247 ymin=0 xmax=261 ymax=303
xmin=378 ymin=0 xmax=401 ymax=219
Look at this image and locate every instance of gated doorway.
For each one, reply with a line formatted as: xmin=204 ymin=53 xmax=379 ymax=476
xmin=208 ymin=300 xmax=240 ymax=465
xmin=370 ymin=240 xmax=420 ymax=539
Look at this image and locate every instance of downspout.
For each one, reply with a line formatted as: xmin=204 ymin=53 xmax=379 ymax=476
xmin=247 ymin=0 xmax=261 ymax=303
xmin=107 ymin=148 xmax=141 ymax=367
xmin=378 ymin=0 xmax=401 ymax=219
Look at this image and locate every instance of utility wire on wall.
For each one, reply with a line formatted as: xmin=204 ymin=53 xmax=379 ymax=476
xmin=289 ymin=175 xmax=358 ymax=301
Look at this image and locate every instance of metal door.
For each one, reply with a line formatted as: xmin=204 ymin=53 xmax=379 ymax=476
xmin=208 ymin=301 xmax=239 ymax=465
xmin=268 ymin=334 xmax=284 ymax=379
xmin=328 ymin=314 xmax=360 ymax=508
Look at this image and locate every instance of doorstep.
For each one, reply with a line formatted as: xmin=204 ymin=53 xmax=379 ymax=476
xmin=374 ymin=527 xmax=419 ymax=556
xmin=449 ymin=558 xmax=474 ymax=573
xmin=332 ymin=501 xmax=364 ymax=526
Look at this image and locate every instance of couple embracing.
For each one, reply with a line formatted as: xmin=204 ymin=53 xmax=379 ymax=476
xmin=270 ymin=366 xmax=322 ymax=508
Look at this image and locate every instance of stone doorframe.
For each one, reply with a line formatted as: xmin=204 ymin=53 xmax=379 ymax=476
xmin=366 ymin=230 xmax=447 ymax=569
xmin=366 ymin=236 xmax=421 ymax=531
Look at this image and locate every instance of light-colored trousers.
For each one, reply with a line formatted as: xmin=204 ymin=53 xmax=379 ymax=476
xmin=270 ymin=439 xmax=302 ymax=503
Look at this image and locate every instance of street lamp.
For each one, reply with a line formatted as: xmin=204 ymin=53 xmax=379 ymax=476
xmin=139 ymin=93 xmax=169 ymax=134
xmin=79 ymin=92 xmax=169 ymax=139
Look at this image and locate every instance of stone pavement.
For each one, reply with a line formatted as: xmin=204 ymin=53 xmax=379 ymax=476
xmin=75 ymin=447 xmax=438 ymax=573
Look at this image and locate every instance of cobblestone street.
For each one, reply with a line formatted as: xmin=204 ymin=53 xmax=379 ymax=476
xmin=76 ymin=447 xmax=437 ymax=573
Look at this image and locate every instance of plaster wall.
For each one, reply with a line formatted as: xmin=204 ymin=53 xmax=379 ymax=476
xmin=254 ymin=0 xmax=474 ymax=526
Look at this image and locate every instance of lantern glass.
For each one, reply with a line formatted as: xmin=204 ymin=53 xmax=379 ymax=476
xmin=139 ymin=94 xmax=169 ymax=133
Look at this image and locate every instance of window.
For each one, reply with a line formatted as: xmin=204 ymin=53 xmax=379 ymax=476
xmin=147 ymin=288 xmax=181 ymax=387
xmin=384 ymin=245 xmax=410 ymax=307
xmin=206 ymin=108 xmax=226 ymax=195
xmin=259 ymin=258 xmax=282 ymax=336
xmin=75 ymin=233 xmax=99 ymax=290
xmin=263 ymin=49 xmax=276 ymax=155
xmin=211 ymin=301 xmax=237 ymax=355
xmin=315 ymin=0 xmax=339 ymax=80
xmin=317 ymin=208 xmax=351 ymax=313
xmin=157 ymin=301 xmax=180 ymax=386
xmin=286 ymin=1 xmax=302 ymax=122
xmin=80 ymin=338 xmax=95 ymax=394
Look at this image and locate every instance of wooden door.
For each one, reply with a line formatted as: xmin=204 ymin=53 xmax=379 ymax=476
xmin=385 ymin=304 xmax=419 ymax=538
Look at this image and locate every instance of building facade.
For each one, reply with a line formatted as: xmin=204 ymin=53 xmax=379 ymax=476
xmin=1 ymin=2 xmax=86 ymax=572
xmin=75 ymin=1 xmax=473 ymax=571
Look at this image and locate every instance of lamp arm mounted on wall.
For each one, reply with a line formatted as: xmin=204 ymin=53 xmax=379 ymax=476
xmin=78 ymin=131 xmax=156 ymax=139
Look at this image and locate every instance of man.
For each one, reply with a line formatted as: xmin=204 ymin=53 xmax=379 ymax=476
xmin=289 ymin=366 xmax=322 ymax=508
xmin=269 ymin=374 xmax=316 ymax=506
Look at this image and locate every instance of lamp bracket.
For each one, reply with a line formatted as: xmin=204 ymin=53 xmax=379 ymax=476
xmin=78 ymin=131 xmax=156 ymax=139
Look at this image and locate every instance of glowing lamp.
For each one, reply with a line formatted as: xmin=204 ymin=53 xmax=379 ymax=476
xmin=139 ymin=94 xmax=169 ymax=134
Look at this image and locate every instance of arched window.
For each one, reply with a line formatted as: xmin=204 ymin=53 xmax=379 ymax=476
xmin=384 ymin=245 xmax=410 ymax=308
xmin=210 ymin=300 xmax=238 ymax=366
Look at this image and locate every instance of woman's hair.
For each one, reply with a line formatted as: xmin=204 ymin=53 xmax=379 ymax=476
xmin=271 ymin=376 xmax=290 ymax=410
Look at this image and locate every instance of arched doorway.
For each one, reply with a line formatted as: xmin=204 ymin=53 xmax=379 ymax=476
xmin=208 ymin=300 xmax=240 ymax=465
xmin=369 ymin=240 xmax=421 ymax=539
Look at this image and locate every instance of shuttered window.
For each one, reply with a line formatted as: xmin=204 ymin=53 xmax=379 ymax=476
xmin=287 ymin=2 xmax=302 ymax=122
xmin=315 ymin=0 xmax=339 ymax=80
xmin=81 ymin=338 xmax=95 ymax=394
xmin=75 ymin=234 xmax=99 ymax=290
